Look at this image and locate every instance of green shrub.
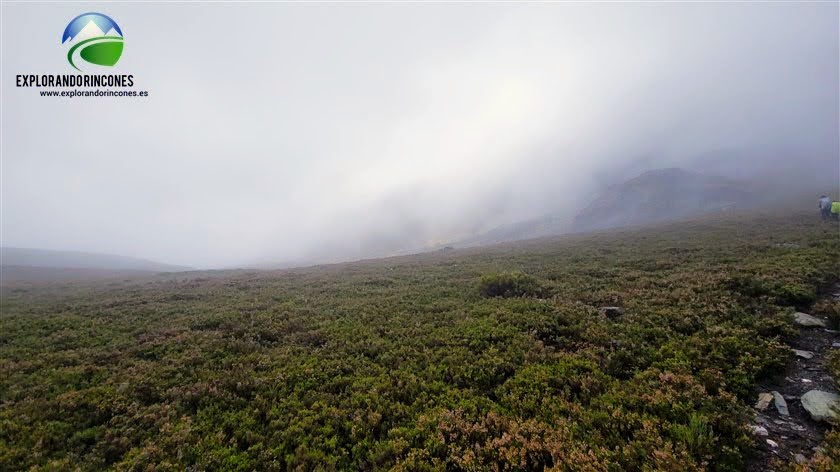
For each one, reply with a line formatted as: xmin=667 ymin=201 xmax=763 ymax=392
xmin=792 ymin=429 xmax=840 ymax=471
xmin=723 ymin=275 xmax=771 ymax=298
xmin=723 ymin=275 xmax=816 ymax=306
xmin=813 ymin=299 xmax=840 ymax=330
xmin=827 ymin=350 xmax=840 ymax=389
xmin=478 ymin=271 xmax=544 ymax=298
xmin=772 ymin=283 xmax=817 ymax=306
xmin=670 ymin=413 xmax=716 ymax=460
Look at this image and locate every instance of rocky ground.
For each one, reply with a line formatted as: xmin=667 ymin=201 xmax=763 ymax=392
xmin=747 ymin=285 xmax=840 ymax=470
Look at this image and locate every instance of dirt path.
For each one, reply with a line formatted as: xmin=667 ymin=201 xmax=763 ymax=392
xmin=746 ymin=284 xmax=840 ymax=470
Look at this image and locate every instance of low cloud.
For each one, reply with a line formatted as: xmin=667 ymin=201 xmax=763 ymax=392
xmin=2 ymin=2 xmax=837 ymax=267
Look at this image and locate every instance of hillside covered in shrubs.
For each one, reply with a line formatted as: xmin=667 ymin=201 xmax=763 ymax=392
xmin=574 ymin=168 xmax=757 ymax=231
xmin=1 ymin=210 xmax=838 ymax=470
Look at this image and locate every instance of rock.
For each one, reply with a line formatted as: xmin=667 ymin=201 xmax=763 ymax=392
xmin=794 ymin=312 xmax=827 ymax=327
xmin=794 ymin=453 xmax=807 ymax=464
xmin=802 ymin=378 xmax=813 ymax=383
xmin=766 ymin=439 xmax=778 ymax=448
xmin=600 ymin=307 xmax=623 ymax=319
xmin=772 ymin=391 xmax=790 ymax=416
xmin=748 ymin=425 xmax=769 ymax=436
xmin=801 ymin=390 xmax=840 ymax=423
xmin=755 ymin=392 xmax=774 ymax=410
xmin=793 ymin=349 xmax=814 ymax=359
xmin=832 ymin=342 xmax=840 ymax=348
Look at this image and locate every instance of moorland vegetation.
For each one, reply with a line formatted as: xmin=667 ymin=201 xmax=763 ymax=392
xmin=1 ymin=210 xmax=838 ymax=470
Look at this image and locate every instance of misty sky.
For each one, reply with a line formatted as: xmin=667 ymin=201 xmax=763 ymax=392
xmin=2 ymin=2 xmax=838 ymax=268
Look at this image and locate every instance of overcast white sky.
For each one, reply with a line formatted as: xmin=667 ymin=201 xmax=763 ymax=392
xmin=2 ymin=2 xmax=838 ymax=268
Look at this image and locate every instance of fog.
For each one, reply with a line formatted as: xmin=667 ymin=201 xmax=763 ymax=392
xmin=2 ymin=2 xmax=838 ymax=268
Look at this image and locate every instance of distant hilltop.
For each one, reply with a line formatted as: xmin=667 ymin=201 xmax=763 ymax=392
xmin=0 ymin=247 xmax=190 ymax=273
xmin=574 ymin=168 xmax=757 ymax=231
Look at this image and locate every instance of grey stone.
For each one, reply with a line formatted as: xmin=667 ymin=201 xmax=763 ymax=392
xmin=832 ymin=342 xmax=840 ymax=348
xmin=801 ymin=390 xmax=840 ymax=423
xmin=755 ymin=392 xmax=773 ymax=410
xmin=772 ymin=391 xmax=789 ymax=416
xmin=792 ymin=349 xmax=814 ymax=359
xmin=748 ymin=425 xmax=768 ymax=436
xmin=766 ymin=439 xmax=779 ymax=448
xmin=794 ymin=453 xmax=807 ymax=464
xmin=794 ymin=312 xmax=827 ymax=327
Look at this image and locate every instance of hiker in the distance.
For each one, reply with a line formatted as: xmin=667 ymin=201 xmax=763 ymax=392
xmin=819 ymin=195 xmax=832 ymax=220
xmin=832 ymin=200 xmax=840 ymax=221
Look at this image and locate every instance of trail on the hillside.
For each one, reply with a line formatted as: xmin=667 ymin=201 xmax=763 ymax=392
xmin=747 ymin=283 xmax=839 ymax=470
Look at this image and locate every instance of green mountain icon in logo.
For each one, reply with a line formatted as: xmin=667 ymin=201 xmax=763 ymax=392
xmin=62 ymin=13 xmax=124 ymax=71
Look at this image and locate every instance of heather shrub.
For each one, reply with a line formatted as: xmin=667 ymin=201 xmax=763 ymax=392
xmin=791 ymin=429 xmax=840 ymax=472
xmin=812 ymin=299 xmax=840 ymax=330
xmin=827 ymin=349 xmax=840 ymax=389
xmin=669 ymin=414 xmax=716 ymax=460
xmin=478 ymin=271 xmax=544 ymax=298
xmin=723 ymin=275 xmax=816 ymax=307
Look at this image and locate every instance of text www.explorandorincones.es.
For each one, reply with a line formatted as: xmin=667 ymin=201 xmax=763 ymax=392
xmin=39 ymin=89 xmax=149 ymax=97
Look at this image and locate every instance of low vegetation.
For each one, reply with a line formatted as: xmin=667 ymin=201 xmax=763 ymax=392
xmin=1 ymin=210 xmax=838 ymax=470
xmin=812 ymin=299 xmax=840 ymax=331
xmin=478 ymin=271 xmax=544 ymax=298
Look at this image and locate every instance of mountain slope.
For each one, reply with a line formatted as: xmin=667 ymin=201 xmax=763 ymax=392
xmin=574 ymin=168 xmax=757 ymax=231
xmin=1 ymin=209 xmax=837 ymax=470
xmin=0 ymin=247 xmax=190 ymax=272
xmin=454 ymin=216 xmax=570 ymax=248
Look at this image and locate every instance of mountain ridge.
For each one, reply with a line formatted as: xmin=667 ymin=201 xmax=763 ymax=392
xmin=0 ymin=247 xmax=191 ymax=272
xmin=447 ymin=167 xmax=760 ymax=249
xmin=574 ymin=167 xmax=757 ymax=231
